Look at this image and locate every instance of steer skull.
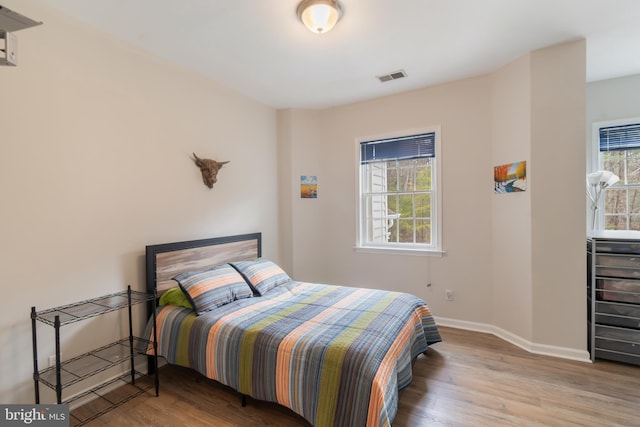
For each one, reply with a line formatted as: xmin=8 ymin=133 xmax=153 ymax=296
xmin=192 ymin=153 xmax=229 ymax=188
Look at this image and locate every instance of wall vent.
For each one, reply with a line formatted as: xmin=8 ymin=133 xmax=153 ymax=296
xmin=377 ymin=70 xmax=407 ymax=83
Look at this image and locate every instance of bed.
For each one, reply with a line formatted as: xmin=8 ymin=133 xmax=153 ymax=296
xmin=145 ymin=233 xmax=441 ymax=427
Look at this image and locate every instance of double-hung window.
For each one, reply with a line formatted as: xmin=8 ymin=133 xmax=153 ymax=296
xmin=595 ymin=120 xmax=640 ymax=230
xmin=357 ymin=129 xmax=442 ymax=254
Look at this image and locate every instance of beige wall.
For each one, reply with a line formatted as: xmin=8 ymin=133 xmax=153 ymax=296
xmin=490 ymin=53 xmax=533 ymax=341
xmin=586 ymin=74 xmax=640 ymax=231
xmin=278 ymin=76 xmax=496 ymax=324
xmin=530 ymin=41 xmax=586 ymax=350
xmin=587 ymin=73 xmax=640 ymax=123
xmin=0 ymin=1 xmax=279 ymax=404
xmin=278 ymin=40 xmax=588 ymax=359
xmin=586 ymin=74 xmax=640 ymax=171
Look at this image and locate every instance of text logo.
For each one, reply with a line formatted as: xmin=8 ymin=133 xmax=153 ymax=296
xmin=1 ymin=405 xmax=68 ymax=426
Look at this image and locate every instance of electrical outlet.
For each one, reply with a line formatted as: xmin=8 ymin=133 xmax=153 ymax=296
xmin=445 ymin=289 xmax=454 ymax=301
xmin=48 ymin=355 xmax=57 ymax=367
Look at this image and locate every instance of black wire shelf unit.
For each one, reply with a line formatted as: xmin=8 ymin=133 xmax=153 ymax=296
xmin=31 ymin=286 xmax=159 ymax=426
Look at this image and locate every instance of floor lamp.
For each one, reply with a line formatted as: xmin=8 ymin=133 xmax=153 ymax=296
xmin=587 ymin=170 xmax=619 ymax=230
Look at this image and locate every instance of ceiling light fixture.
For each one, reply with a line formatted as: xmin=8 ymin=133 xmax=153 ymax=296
xmin=296 ymin=0 xmax=343 ymax=35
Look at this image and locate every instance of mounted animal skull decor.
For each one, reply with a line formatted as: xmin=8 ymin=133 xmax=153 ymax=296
xmin=192 ymin=153 xmax=229 ymax=189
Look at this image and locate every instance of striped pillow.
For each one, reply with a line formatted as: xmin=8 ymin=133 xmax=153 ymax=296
xmin=230 ymin=259 xmax=292 ymax=296
xmin=173 ymin=264 xmax=253 ymax=315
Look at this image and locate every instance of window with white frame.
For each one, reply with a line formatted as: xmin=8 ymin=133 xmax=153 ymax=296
xmin=595 ymin=120 xmax=640 ymax=230
xmin=358 ymin=130 xmax=441 ymax=253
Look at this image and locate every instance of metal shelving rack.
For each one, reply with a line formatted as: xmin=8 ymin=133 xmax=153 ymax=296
xmin=31 ymin=286 xmax=158 ymax=426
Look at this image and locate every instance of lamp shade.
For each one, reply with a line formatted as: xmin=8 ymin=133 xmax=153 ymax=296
xmin=587 ymin=171 xmax=604 ymax=186
xmin=588 ymin=170 xmax=620 ymax=188
xmin=603 ymin=171 xmax=620 ymax=188
xmin=297 ymin=0 xmax=343 ymax=34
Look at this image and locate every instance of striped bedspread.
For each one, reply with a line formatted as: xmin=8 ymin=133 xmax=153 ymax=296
xmin=149 ymin=281 xmax=441 ymax=427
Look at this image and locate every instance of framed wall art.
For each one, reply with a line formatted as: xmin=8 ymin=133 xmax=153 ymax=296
xmin=300 ymin=175 xmax=318 ymax=198
xmin=494 ymin=161 xmax=526 ymax=193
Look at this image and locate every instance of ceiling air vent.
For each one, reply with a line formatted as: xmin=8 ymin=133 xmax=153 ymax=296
xmin=377 ymin=70 xmax=407 ymax=83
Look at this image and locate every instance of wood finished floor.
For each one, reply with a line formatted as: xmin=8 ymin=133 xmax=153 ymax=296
xmin=76 ymin=326 xmax=640 ymax=426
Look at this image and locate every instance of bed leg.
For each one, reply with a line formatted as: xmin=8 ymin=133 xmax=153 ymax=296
xmin=241 ymin=394 xmax=247 ymax=407
xmin=147 ymin=355 xmax=156 ymax=375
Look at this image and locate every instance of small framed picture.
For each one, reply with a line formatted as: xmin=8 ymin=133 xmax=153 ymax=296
xmin=300 ymin=176 xmax=318 ymax=198
xmin=494 ymin=161 xmax=526 ymax=193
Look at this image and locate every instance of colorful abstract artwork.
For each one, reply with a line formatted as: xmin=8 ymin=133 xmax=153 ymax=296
xmin=494 ymin=161 xmax=526 ymax=193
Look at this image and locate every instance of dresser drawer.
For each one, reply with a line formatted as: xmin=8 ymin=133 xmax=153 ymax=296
xmin=595 ymin=324 xmax=640 ymax=343
xmin=595 ymin=240 xmax=640 ymax=254
xmin=595 ymin=337 xmax=640 ymax=356
xmin=595 ymin=348 xmax=640 ymax=365
xmin=596 ymin=254 xmax=640 ymax=279
xmin=596 ymin=302 xmax=640 ymax=329
xmin=596 ymin=265 xmax=640 ymax=279
xmin=596 ymin=278 xmax=640 ymax=304
xmin=596 ymin=253 xmax=640 ymax=268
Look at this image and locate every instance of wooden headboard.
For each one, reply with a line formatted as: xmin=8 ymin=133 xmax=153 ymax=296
xmin=145 ymin=233 xmax=262 ymax=296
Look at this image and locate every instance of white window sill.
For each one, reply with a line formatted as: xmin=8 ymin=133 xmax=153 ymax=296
xmin=354 ymin=246 xmax=445 ymax=257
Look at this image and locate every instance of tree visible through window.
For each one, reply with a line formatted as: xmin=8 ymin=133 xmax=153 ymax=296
xmin=359 ymin=131 xmax=439 ymax=251
xmin=598 ymin=122 xmax=640 ymax=231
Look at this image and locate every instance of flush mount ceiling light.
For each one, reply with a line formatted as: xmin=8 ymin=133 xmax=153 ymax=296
xmin=296 ymin=0 xmax=343 ymax=35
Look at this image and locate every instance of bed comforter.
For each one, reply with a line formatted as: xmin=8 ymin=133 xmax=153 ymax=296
xmin=148 ymin=281 xmax=441 ymax=427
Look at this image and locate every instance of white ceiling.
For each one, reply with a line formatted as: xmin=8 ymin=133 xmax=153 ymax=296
xmin=36 ymin=0 xmax=640 ymax=109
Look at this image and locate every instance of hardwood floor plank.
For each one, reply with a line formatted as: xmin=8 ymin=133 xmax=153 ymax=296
xmin=78 ymin=326 xmax=640 ymax=426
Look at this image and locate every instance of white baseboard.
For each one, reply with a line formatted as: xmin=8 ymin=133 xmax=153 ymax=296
xmin=434 ymin=316 xmax=592 ymax=363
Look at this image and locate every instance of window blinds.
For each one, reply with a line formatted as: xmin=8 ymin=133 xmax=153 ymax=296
xmin=360 ymin=132 xmax=435 ymax=164
xmin=599 ymin=123 xmax=640 ymax=152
